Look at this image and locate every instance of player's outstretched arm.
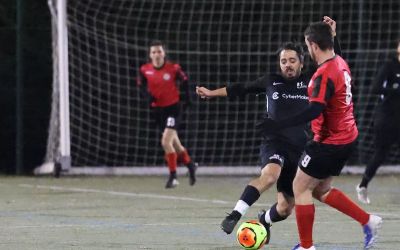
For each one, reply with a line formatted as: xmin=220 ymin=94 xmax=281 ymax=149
xmin=197 ymin=78 xmax=266 ymax=100
xmin=196 ymin=86 xmax=228 ymax=99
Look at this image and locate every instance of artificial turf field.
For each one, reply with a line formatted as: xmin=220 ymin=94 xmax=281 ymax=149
xmin=0 ymin=175 xmax=398 ymax=249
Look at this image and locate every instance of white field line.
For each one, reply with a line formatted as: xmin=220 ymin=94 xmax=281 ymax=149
xmin=17 ymin=184 xmax=400 ymax=219
xmin=18 ymin=184 xmax=271 ymax=207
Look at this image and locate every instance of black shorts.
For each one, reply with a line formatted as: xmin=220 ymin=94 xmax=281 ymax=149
xmin=298 ymin=140 xmax=356 ymax=179
xmin=152 ymin=103 xmax=181 ymax=131
xmin=260 ymin=139 xmax=303 ymax=197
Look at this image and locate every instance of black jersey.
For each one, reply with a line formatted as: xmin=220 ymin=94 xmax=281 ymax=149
xmin=372 ymin=58 xmax=400 ymax=119
xmin=226 ymin=73 xmax=310 ymax=149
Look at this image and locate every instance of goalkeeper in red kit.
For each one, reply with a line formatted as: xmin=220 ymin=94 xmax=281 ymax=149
xmin=137 ymin=40 xmax=197 ymax=188
xmin=257 ymin=22 xmax=382 ymax=249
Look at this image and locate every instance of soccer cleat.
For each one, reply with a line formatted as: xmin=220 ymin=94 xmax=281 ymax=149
xmin=363 ymin=214 xmax=382 ymax=249
xmin=292 ymin=244 xmax=316 ymax=250
xmin=257 ymin=209 xmax=272 ymax=244
xmin=165 ymin=176 xmax=179 ymax=189
xmin=187 ymin=162 xmax=198 ymax=186
xmin=221 ymin=210 xmax=241 ymax=234
xmin=356 ymin=185 xmax=370 ymax=204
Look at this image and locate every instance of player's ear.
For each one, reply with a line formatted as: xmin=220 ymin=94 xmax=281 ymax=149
xmin=309 ymin=42 xmax=317 ymax=52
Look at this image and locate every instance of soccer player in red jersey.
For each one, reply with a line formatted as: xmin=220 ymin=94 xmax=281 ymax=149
xmin=137 ymin=40 xmax=197 ymax=188
xmin=256 ymin=22 xmax=382 ymax=249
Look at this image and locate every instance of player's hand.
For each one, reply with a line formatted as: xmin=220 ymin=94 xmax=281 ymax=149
xmin=255 ymin=118 xmax=279 ymax=135
xmin=323 ymin=16 xmax=336 ymax=37
xmin=196 ymin=86 xmax=213 ymax=99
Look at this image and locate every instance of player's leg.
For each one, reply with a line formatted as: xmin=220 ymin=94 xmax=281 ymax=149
xmin=315 ymin=178 xmax=382 ymax=249
xmin=312 ymin=141 xmax=382 ymax=249
xmin=172 ymin=134 xmax=197 ymax=185
xmin=258 ymin=192 xmax=294 ymax=244
xmin=161 ymin=127 xmax=179 ymax=188
xmin=357 ymin=124 xmax=395 ymax=204
xmin=258 ymin=151 xmax=298 ymax=242
xmin=221 ymin=162 xmax=282 ymax=234
xmin=292 ymin=167 xmax=320 ymax=250
xmin=220 ymin=141 xmax=284 ymax=234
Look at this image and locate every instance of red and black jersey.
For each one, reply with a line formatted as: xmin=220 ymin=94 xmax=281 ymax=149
xmin=138 ymin=61 xmax=188 ymax=107
xmin=308 ymin=55 xmax=358 ymax=144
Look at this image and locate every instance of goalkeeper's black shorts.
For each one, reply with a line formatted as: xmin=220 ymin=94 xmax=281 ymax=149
xmin=152 ymin=103 xmax=181 ymax=131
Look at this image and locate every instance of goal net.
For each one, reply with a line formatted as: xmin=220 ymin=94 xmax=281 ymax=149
xmin=41 ymin=0 xmax=400 ymax=173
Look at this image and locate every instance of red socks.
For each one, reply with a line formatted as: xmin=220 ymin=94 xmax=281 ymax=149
xmin=324 ymin=188 xmax=369 ymax=225
xmin=178 ymin=149 xmax=192 ymax=165
xmin=166 ymin=150 xmax=192 ymax=173
xmin=165 ymin=152 xmax=178 ymax=173
xmin=295 ymin=204 xmax=315 ymax=248
xmin=295 ymin=188 xmax=370 ymax=248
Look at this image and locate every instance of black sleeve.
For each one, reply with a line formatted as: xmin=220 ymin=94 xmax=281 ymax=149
xmin=278 ymin=102 xmax=325 ymax=128
xmin=226 ymin=76 xmax=267 ymax=98
xmin=176 ymin=67 xmax=191 ymax=105
xmin=333 ymin=36 xmax=342 ymax=57
xmin=372 ymin=63 xmax=389 ymax=94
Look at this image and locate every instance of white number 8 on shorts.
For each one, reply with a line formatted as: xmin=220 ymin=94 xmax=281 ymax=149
xmin=166 ymin=117 xmax=175 ymax=127
xmin=301 ymin=154 xmax=311 ymax=168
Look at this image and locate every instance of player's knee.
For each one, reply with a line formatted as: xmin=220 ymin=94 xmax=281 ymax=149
xmin=312 ymin=187 xmax=330 ymax=201
xmin=259 ymin=172 xmax=278 ymax=187
xmin=292 ymin=180 xmax=307 ymax=199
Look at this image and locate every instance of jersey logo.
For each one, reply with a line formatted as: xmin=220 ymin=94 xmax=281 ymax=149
xmin=269 ymin=154 xmax=284 ymax=164
xmin=272 ymin=92 xmax=279 ymax=100
xmin=163 ymin=73 xmax=171 ymax=81
xmin=297 ymin=81 xmax=307 ymax=89
xmin=145 ymin=71 xmax=154 ymax=75
xmin=282 ymin=94 xmax=308 ymax=100
xmin=273 ymin=82 xmax=284 ymax=86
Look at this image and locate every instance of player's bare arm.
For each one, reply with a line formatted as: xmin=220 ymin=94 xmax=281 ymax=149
xmin=196 ymin=86 xmax=228 ymax=99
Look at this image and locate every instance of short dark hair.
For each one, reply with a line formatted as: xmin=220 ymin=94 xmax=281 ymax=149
xmin=277 ymin=42 xmax=305 ymax=63
xmin=304 ymin=22 xmax=334 ymax=50
xmin=149 ymin=40 xmax=164 ymax=48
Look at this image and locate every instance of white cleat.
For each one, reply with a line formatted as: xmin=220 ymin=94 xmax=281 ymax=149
xmin=363 ymin=214 xmax=382 ymax=249
xmin=356 ymin=185 xmax=370 ymax=204
xmin=165 ymin=178 xmax=179 ymax=189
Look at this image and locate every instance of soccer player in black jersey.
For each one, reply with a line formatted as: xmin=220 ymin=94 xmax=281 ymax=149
xmin=356 ymin=39 xmax=400 ymax=204
xmin=197 ymin=16 xmax=338 ymax=239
